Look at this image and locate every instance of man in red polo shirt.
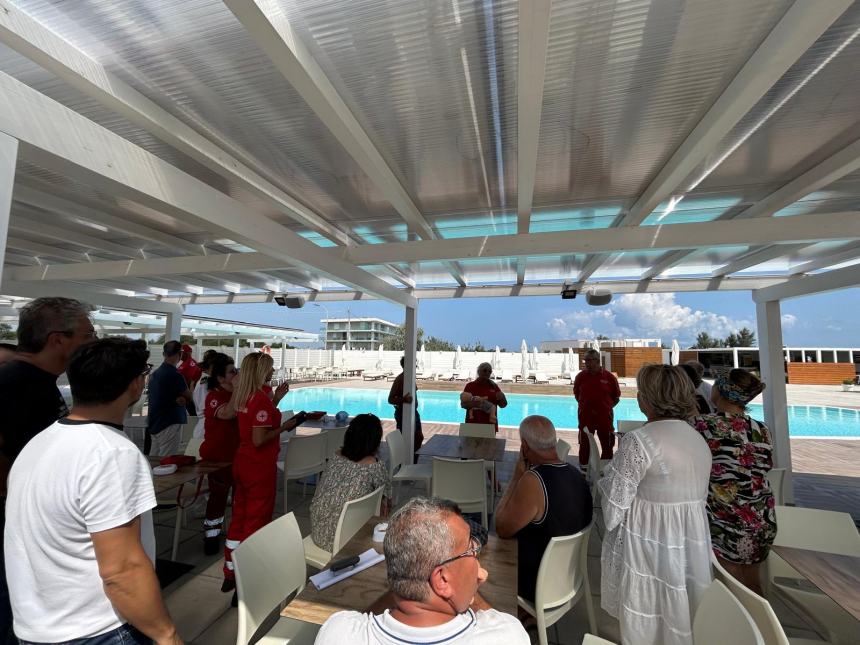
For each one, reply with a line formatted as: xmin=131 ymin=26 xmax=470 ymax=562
xmin=460 ymin=362 xmax=508 ymax=432
xmin=573 ymin=349 xmax=620 ymax=465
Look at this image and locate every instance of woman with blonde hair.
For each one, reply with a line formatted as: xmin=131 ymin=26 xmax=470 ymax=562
xmin=599 ymin=364 xmax=712 ymax=645
xmin=222 ymin=352 xmax=306 ymax=598
xmin=692 ymin=369 xmax=775 ymax=594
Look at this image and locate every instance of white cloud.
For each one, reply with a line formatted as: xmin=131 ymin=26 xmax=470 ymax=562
xmin=781 ymin=314 xmax=797 ymax=328
xmin=546 ymin=293 xmax=752 ymax=346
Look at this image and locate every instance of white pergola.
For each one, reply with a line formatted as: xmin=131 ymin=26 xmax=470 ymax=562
xmin=2 ymin=0 xmax=860 ymax=497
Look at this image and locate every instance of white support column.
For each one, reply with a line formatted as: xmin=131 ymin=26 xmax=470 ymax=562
xmin=234 ymin=337 xmax=240 ymax=362
xmin=281 ymin=340 xmax=287 ymax=376
xmin=850 ymin=350 xmax=854 ymax=364
xmin=0 ymin=132 xmax=17 ymax=285
xmin=815 ymin=349 xmax=822 ymax=363
xmin=402 ymin=305 xmax=419 ymax=465
xmin=196 ymin=337 xmax=203 ymax=360
xmin=164 ymin=309 xmax=182 ymax=342
xmin=756 ymin=299 xmax=793 ymax=502
xmin=732 ymin=348 xmax=739 ymax=368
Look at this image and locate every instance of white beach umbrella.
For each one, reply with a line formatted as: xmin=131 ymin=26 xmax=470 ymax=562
xmin=520 ymin=339 xmax=529 ymax=382
xmin=492 ymin=346 xmax=501 ymax=371
xmin=454 ymin=345 xmax=462 ymax=371
xmin=340 ymin=344 xmax=347 ymax=367
xmin=591 ymin=338 xmax=601 ymax=352
xmin=530 ymin=346 xmax=539 ymax=371
xmin=671 ymin=339 xmax=680 ymax=366
xmin=561 ymin=351 xmax=569 ymax=375
xmin=376 ymin=343 xmax=384 ymax=370
xmin=419 ymin=344 xmax=427 ymax=372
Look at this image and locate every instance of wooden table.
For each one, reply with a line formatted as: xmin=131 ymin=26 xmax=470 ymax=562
xmin=417 ymin=434 xmax=515 ymax=463
xmin=282 ymin=517 xmax=517 ymax=625
xmin=148 ymin=457 xmax=229 ymax=497
xmin=772 ymin=545 xmax=860 ymax=621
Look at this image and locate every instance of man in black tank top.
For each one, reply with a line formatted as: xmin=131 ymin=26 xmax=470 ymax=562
xmin=495 ymin=415 xmax=593 ymax=602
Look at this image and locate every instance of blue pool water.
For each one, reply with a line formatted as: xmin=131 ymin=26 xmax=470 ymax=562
xmin=279 ymin=387 xmax=860 ymax=438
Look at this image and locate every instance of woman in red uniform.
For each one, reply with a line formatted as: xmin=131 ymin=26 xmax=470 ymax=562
xmin=199 ymin=353 xmax=240 ymax=556
xmin=460 ymin=362 xmax=508 ymax=432
xmin=222 ymin=352 xmax=306 ymax=597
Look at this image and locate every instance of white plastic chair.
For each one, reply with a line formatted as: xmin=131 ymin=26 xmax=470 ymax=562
xmin=534 ymin=372 xmax=550 ymax=384
xmin=386 ymin=429 xmax=432 ymax=502
xmin=277 ymin=432 xmax=327 ymax=513
xmin=431 ymin=457 xmax=488 ymax=528
xmin=765 ymin=506 xmax=860 ymax=644
xmin=767 ymin=467 xmax=786 ymax=505
xmin=616 ymin=420 xmax=643 ymax=434
xmin=583 ymin=428 xmax=609 ymax=492
xmin=324 ymin=426 xmax=348 ymax=462
xmin=458 ymin=423 xmax=495 ymax=438
xmin=582 ymin=636 xmax=616 ymax=645
xmin=711 ymin=553 xmax=826 ymax=645
xmin=178 ymin=416 xmax=199 ymax=452
xmin=694 ymin=579 xmax=764 ymax=644
xmin=302 ymin=486 xmax=383 ymax=569
xmin=518 ymin=524 xmax=597 ymax=645
xmin=232 ymin=512 xmax=320 ymax=645
xmin=556 ymin=438 xmax=571 ymax=462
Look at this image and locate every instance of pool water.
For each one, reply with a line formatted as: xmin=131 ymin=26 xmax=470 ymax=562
xmin=279 ymin=387 xmax=860 ymax=438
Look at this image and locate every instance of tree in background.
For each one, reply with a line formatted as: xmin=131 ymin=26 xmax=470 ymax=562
xmin=423 ymin=335 xmax=456 ymax=351
xmin=691 ymin=332 xmax=724 ymax=349
xmin=725 ymin=327 xmax=756 ymax=347
xmin=388 ymin=325 xmax=425 ymax=352
xmin=462 ymin=340 xmax=488 ymax=352
xmin=0 ymin=323 xmax=16 ymax=341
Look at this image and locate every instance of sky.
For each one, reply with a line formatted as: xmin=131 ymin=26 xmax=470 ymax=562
xmin=186 ymin=287 xmax=860 ymax=350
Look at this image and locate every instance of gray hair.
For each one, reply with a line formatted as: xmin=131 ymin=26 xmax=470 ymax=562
xmin=583 ymin=349 xmax=600 ymax=360
xmin=16 ymin=297 xmax=93 ymax=353
xmin=636 ymin=364 xmax=698 ymax=420
xmin=685 ymin=360 xmax=705 ymax=378
xmin=519 ymin=415 xmax=557 ymax=451
xmin=476 ymin=362 xmax=492 ymax=373
xmin=384 ymin=497 xmax=460 ymax=601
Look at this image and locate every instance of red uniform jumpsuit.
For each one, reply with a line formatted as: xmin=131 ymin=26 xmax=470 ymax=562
xmin=573 ymin=368 xmax=620 ymax=465
xmin=223 ymin=390 xmax=281 ymax=579
xmin=463 ymin=379 xmax=502 ymax=432
xmin=200 ymin=387 xmax=240 ymax=539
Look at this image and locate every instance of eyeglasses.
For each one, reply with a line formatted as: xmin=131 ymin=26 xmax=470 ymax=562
xmin=434 ymin=535 xmax=482 ymax=569
xmin=140 ymin=364 xmax=153 ymax=377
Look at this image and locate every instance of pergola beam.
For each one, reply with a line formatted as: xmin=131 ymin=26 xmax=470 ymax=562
xmin=0 ymin=1 xmax=349 ymax=245
xmin=789 ymin=242 xmax=860 ymax=276
xmin=753 ymin=264 xmax=860 ymax=302
xmin=576 ymin=0 xmax=852 ymax=284
xmin=7 ymin=209 xmax=860 ymax=284
xmin=711 ymin=243 xmax=809 ymax=277
xmin=1 ymin=280 xmax=184 ymax=314
xmin=5 ymin=237 xmax=90 ymax=262
xmin=10 ymin=217 xmax=144 ymax=259
xmin=0 ymin=69 xmax=415 ymax=307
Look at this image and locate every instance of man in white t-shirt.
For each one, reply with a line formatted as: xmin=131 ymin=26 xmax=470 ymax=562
xmin=4 ymin=338 xmax=182 ymax=644
xmin=314 ymin=497 xmax=529 ymax=645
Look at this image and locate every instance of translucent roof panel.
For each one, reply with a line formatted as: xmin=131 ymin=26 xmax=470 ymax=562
xmin=533 ymin=0 xmax=791 ymax=207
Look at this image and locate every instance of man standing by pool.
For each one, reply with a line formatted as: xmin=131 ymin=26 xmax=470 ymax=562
xmin=573 ymin=349 xmax=620 ymax=465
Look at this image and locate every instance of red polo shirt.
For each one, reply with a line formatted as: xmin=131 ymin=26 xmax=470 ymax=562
xmin=200 ymin=387 xmax=240 ymax=462
xmin=573 ymin=368 xmax=620 ymax=432
xmin=463 ymin=379 xmax=502 ymax=431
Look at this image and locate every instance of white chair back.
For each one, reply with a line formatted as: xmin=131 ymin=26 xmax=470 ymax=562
xmin=772 ymin=505 xmax=860 ymax=555
xmin=617 ymin=420 xmax=642 ymax=433
xmin=233 ymin=512 xmax=306 ymax=644
xmin=325 ymin=426 xmax=348 ymax=461
xmin=285 ymin=432 xmax=328 ymax=478
xmin=331 ymin=486 xmax=384 ymax=554
xmin=556 ymin=438 xmax=571 ymax=462
xmin=766 ymin=468 xmax=786 ymax=505
xmin=585 ymin=427 xmax=601 ymax=483
xmin=711 ymin=554 xmax=790 ymax=645
xmin=385 ymin=430 xmax=405 ymax=476
xmin=536 ymin=524 xmax=592 ymax=613
xmin=458 ymin=423 xmax=495 ymax=438
xmin=431 ymin=457 xmax=488 ymax=528
xmin=184 ymin=436 xmax=203 ymax=459
xmin=179 ymin=417 xmax=198 ymax=450
xmin=693 ymin=579 xmax=764 ymax=644
xmin=582 ymin=635 xmax=617 ymax=644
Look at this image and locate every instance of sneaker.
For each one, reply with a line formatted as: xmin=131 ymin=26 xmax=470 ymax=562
xmin=221 ymin=578 xmax=235 ymax=593
xmin=203 ymin=535 xmax=221 ymax=556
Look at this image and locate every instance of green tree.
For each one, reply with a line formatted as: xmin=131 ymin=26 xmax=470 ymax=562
xmin=424 ymin=335 xmax=455 ymax=351
xmin=387 ymin=325 xmax=425 ymax=352
xmin=725 ymin=327 xmax=755 ymax=347
xmin=155 ymin=333 xmax=196 ymax=345
xmin=692 ymin=332 xmax=723 ymax=349
xmin=462 ymin=340 xmax=488 ymax=352
xmin=0 ymin=323 xmax=16 ymax=341
xmin=596 ymin=334 xmax=609 ymax=341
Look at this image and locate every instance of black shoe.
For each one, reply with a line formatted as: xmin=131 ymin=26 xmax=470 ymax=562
xmin=231 ymin=591 xmax=238 ymax=607
xmin=221 ymin=578 xmax=235 ymax=593
xmin=203 ymin=535 xmax=221 ymax=556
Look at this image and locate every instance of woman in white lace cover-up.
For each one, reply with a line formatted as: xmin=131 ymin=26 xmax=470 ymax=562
xmin=599 ymin=364 xmax=713 ymax=645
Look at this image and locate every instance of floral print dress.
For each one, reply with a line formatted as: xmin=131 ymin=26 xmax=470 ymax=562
xmin=691 ymin=413 xmax=777 ymax=564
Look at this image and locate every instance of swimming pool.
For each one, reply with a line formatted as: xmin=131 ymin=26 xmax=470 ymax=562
xmin=279 ymin=387 xmax=860 ymax=438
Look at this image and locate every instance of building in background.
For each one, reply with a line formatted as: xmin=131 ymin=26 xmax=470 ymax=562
xmin=322 ymin=317 xmax=399 ymax=350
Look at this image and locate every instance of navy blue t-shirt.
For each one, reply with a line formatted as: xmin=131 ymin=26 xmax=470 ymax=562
xmin=146 ymin=362 xmax=187 ymax=434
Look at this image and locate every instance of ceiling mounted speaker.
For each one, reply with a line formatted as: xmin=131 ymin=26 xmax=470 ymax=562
xmin=274 ymin=295 xmax=306 ymax=309
xmin=585 ymin=288 xmax=612 ymax=306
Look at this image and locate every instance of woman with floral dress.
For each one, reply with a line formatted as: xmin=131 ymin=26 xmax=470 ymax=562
xmin=692 ymin=368 xmax=777 ymax=595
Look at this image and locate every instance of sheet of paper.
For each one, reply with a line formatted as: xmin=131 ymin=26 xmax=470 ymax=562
xmin=309 ymin=548 xmax=385 ymax=590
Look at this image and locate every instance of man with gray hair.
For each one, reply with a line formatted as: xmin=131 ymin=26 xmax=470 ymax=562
xmin=314 ymin=497 xmax=529 ymax=644
xmin=495 ymin=415 xmax=592 ymax=605
xmin=0 ymin=296 xmax=95 ymax=642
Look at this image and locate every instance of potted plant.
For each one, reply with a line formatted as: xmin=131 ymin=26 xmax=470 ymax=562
xmin=842 ymin=378 xmax=854 ymax=392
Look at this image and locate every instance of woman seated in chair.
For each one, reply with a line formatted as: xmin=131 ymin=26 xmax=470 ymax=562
xmin=310 ymin=414 xmax=391 ymax=552
xmin=691 ymin=369 xmax=776 ymax=595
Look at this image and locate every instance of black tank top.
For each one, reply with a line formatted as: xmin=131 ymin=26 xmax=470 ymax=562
xmin=516 ymin=463 xmax=593 ymax=602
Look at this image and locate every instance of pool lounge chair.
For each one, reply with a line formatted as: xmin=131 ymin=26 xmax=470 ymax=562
xmin=362 ymin=370 xmax=389 ymax=381
xmin=500 ymin=370 xmax=514 ymax=383
xmin=416 ymin=369 xmax=435 ymax=379
xmin=534 ymin=372 xmax=550 ymax=384
xmin=438 ymin=371 xmax=454 ymax=381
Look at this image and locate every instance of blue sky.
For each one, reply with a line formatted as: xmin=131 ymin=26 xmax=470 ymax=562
xmin=187 ymin=287 xmax=860 ymax=350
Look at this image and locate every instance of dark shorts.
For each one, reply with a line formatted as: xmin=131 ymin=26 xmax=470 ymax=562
xmin=19 ymin=624 xmax=151 ymax=645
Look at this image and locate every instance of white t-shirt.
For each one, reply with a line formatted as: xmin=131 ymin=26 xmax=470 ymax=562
xmin=192 ymin=378 xmax=209 ymax=437
xmin=4 ymin=419 xmax=157 ymax=642
xmin=314 ymin=609 xmax=530 ymax=645
xmin=696 ymin=381 xmax=715 ymax=412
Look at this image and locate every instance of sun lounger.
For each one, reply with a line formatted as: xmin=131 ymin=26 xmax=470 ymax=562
xmin=438 ymin=371 xmax=454 ymax=381
xmin=362 ymin=370 xmax=389 ymax=381
xmin=534 ymin=372 xmax=550 ymax=384
xmin=416 ymin=370 xmax=435 ymax=379
xmin=500 ymin=370 xmax=513 ymax=382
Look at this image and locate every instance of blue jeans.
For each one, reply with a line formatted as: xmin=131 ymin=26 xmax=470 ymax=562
xmin=19 ymin=624 xmax=151 ymax=645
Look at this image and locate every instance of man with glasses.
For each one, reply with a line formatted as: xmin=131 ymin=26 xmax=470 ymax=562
xmin=0 ymin=297 xmax=95 ymax=643
xmin=315 ymin=497 xmax=529 ymax=644
xmin=4 ymin=338 xmax=181 ymax=644
xmin=573 ymin=348 xmax=620 ymax=466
